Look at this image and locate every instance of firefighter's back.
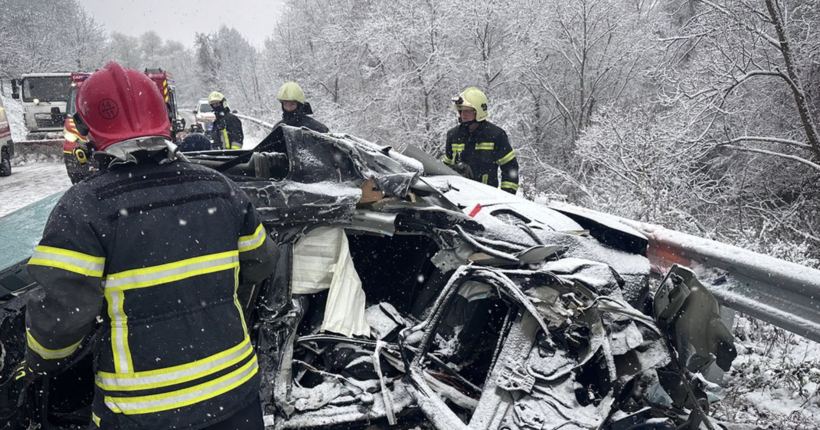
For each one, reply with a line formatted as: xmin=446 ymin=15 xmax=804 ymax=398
xmin=78 ymin=160 xmax=260 ymax=429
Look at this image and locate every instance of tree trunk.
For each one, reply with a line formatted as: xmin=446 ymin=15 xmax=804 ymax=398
xmin=765 ymin=0 xmax=820 ymax=161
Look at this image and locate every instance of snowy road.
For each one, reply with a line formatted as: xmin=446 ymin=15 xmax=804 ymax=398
xmin=0 ymin=162 xmax=71 ymax=218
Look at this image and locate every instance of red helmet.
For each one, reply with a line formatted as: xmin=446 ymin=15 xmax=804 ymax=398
xmin=75 ymin=61 xmax=171 ymax=151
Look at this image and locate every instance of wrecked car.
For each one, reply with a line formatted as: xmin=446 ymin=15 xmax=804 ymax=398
xmin=0 ymin=126 xmax=738 ymax=429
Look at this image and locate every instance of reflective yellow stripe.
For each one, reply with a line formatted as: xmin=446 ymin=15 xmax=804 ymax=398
xmin=105 ymin=355 xmax=258 ymax=415
xmin=451 ymin=143 xmax=465 ymax=150
xmin=104 ymin=251 xmax=239 ymax=292
xmin=222 ymin=129 xmax=230 ymax=149
xmin=475 ymin=142 xmax=494 ymax=150
xmin=96 ymin=336 xmax=253 ymax=391
xmin=102 ymin=251 xmax=240 ymax=373
xmin=482 ymin=174 xmax=489 ymax=184
xmin=233 ymin=266 xmax=248 ymax=334
xmin=229 ymin=143 xmax=242 ymax=149
xmin=106 ymin=289 xmax=133 ymax=374
xmin=501 ymin=181 xmax=519 ymax=191
xmin=238 ymin=224 xmax=265 ymax=253
xmin=29 ymin=245 xmax=105 ymax=277
xmin=92 ymin=413 xmax=101 ymax=427
xmin=63 ymin=150 xmax=73 ymax=154
xmin=496 ymin=150 xmax=516 ymax=166
xmin=26 ymin=330 xmax=82 ymax=360
xmin=442 ymin=155 xmax=454 ymax=165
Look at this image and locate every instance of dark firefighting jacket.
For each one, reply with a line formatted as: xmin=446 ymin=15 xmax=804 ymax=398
xmin=25 ymin=158 xmax=277 ymax=429
xmin=273 ymin=105 xmax=329 ymax=133
xmin=443 ymin=120 xmax=519 ymax=193
xmin=213 ymin=109 xmax=244 ymax=149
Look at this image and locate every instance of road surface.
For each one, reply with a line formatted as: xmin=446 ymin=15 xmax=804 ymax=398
xmin=0 ymin=163 xmax=71 ymax=218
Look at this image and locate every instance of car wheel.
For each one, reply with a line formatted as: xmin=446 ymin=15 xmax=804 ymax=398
xmin=0 ymin=151 xmax=11 ymax=177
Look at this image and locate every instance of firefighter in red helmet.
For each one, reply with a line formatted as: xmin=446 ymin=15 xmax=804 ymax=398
xmin=12 ymin=62 xmax=277 ymax=429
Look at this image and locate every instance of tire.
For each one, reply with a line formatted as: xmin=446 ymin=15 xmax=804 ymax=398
xmin=0 ymin=151 xmax=11 ymax=177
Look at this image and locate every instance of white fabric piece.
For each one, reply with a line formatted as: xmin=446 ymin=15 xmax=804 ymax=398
xmin=291 ymin=227 xmax=371 ymax=337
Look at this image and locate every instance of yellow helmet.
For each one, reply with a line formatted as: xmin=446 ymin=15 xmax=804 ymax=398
xmin=208 ymin=91 xmax=226 ymax=104
xmin=277 ymin=82 xmax=307 ymax=104
xmin=452 ymin=87 xmax=489 ymax=122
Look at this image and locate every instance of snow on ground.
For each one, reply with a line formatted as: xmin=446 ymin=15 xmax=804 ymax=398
xmin=713 ymin=314 xmax=820 ymax=429
xmin=0 ymin=162 xmax=71 ymax=218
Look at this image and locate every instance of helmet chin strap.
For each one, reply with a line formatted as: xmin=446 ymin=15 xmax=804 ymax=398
xmin=459 ymin=118 xmax=479 ymax=130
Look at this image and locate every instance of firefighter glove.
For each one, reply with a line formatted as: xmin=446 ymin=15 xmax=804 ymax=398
xmin=0 ymin=362 xmax=42 ymax=421
xmin=452 ymin=163 xmax=474 ymax=180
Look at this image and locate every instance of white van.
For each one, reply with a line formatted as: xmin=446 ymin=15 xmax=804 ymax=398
xmin=192 ymin=98 xmax=217 ymax=141
xmin=0 ymin=96 xmax=13 ymax=176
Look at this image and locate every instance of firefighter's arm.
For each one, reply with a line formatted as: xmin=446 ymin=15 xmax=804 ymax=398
xmin=234 ymin=186 xmax=278 ymax=284
xmin=442 ymin=133 xmax=455 ymax=165
xmin=228 ymin=115 xmax=244 ymax=147
xmin=495 ymin=131 xmax=519 ymax=194
xmin=25 ymin=191 xmax=105 ymax=373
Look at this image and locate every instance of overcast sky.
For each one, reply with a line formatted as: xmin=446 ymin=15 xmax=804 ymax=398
xmin=77 ymin=0 xmax=286 ymax=49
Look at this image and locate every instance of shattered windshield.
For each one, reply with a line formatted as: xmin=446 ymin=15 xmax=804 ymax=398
xmin=21 ymin=76 xmax=72 ymax=103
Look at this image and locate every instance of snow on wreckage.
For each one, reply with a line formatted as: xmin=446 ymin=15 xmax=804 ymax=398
xmin=0 ymin=125 xmax=740 ymax=429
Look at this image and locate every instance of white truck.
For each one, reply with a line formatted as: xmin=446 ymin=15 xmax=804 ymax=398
xmin=11 ymin=73 xmax=73 ymax=140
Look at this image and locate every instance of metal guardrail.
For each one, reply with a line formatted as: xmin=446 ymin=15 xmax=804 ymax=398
xmin=552 ymin=203 xmax=820 ymax=344
xmin=233 ymin=113 xmax=276 ymax=130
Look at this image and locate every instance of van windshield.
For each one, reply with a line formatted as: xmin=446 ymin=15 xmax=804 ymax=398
xmin=22 ymin=76 xmax=72 ymax=103
xmin=199 ymin=103 xmax=213 ymax=113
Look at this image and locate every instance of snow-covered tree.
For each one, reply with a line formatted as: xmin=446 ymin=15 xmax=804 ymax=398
xmin=0 ymin=0 xmax=109 ymax=79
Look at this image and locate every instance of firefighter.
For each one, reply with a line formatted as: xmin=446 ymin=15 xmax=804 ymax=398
xmin=16 ymin=62 xmax=277 ymax=429
xmin=209 ymin=91 xmax=244 ymax=149
xmin=274 ymin=82 xmax=329 ymax=133
xmin=442 ymin=87 xmax=519 ymax=194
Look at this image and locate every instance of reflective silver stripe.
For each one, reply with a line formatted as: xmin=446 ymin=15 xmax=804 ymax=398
xmin=104 ymin=253 xmax=239 ymax=290
xmin=96 ymin=338 xmax=252 ymax=390
xmin=109 ymin=290 xmax=131 ymax=374
xmin=29 ymin=247 xmax=105 ymax=277
xmin=238 ymin=224 xmax=265 ymax=252
xmin=105 ymin=357 xmax=258 ymax=414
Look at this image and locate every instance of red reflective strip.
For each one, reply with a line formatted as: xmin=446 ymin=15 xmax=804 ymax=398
xmin=468 ymin=204 xmax=482 ymax=218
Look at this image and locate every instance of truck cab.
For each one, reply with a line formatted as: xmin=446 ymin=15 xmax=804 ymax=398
xmin=144 ymin=68 xmax=186 ymax=141
xmin=12 ymin=73 xmax=72 ymax=140
xmin=0 ymin=96 xmax=13 ymax=176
